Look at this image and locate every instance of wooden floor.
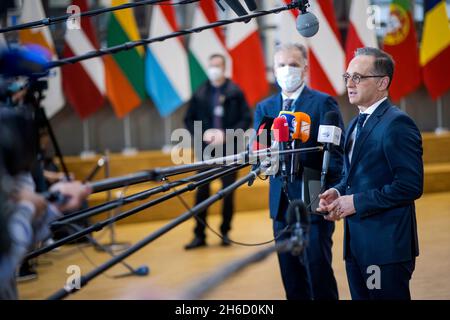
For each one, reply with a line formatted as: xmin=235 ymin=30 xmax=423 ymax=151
xmin=18 ymin=191 xmax=450 ymax=300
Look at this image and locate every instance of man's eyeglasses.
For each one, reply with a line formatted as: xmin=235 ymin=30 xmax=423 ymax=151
xmin=343 ymin=73 xmax=387 ymax=85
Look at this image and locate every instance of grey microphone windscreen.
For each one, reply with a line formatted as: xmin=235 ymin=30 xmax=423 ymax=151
xmin=296 ymin=12 xmax=319 ymax=38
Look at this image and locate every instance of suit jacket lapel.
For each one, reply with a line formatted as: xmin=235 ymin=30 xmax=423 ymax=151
xmin=347 ymin=100 xmax=391 ymax=177
xmin=292 ymin=86 xmax=313 ymax=112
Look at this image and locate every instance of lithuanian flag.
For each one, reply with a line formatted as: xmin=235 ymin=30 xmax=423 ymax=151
xmin=105 ymin=0 xmax=145 ymax=118
xmin=420 ymin=0 xmax=450 ymax=100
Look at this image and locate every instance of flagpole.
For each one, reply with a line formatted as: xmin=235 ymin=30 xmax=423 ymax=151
xmin=435 ymin=97 xmax=448 ymax=135
xmin=400 ymin=98 xmax=407 ymax=113
xmin=122 ymin=115 xmax=137 ymax=155
xmin=80 ymin=119 xmax=96 ymax=158
xmin=161 ymin=114 xmax=173 ymax=154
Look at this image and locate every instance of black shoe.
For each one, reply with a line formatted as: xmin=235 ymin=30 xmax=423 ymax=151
xmin=221 ymin=235 xmax=231 ymax=247
xmin=184 ymin=237 xmax=207 ymax=250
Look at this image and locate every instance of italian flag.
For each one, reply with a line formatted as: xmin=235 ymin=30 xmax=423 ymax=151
xmin=188 ymin=0 xmax=232 ymax=93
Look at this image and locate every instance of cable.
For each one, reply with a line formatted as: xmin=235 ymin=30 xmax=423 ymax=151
xmin=167 ymin=171 xmax=290 ymax=247
xmin=47 ymin=164 xmax=253 ymax=300
xmin=0 ymin=0 xmax=199 ymax=34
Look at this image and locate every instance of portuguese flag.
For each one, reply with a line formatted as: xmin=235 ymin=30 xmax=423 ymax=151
xmin=383 ymin=0 xmax=421 ymax=102
xmin=104 ymin=0 xmax=145 ymax=118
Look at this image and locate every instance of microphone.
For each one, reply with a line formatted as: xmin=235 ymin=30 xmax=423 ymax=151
xmin=290 ymin=112 xmax=311 ymax=182
xmin=251 ymin=116 xmax=274 ymax=152
xmin=113 ymin=265 xmax=150 ymax=278
xmin=286 ymin=199 xmax=310 ymax=256
xmin=318 ymin=111 xmax=342 ymax=189
xmin=0 ymin=44 xmax=50 ymax=78
xmin=248 ymin=116 xmax=274 ymax=185
xmin=278 ymin=111 xmax=297 ymax=134
xmin=296 ymin=1 xmax=319 ymax=38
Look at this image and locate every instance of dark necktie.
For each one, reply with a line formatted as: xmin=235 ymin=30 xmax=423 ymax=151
xmin=355 ymin=113 xmax=369 ymax=141
xmin=282 ymin=99 xmax=294 ymax=111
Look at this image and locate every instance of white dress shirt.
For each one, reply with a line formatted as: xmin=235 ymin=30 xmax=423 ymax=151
xmin=281 ymin=82 xmax=306 ymax=110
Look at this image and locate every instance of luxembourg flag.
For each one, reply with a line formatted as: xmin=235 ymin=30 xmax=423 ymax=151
xmin=145 ymin=5 xmax=191 ymax=117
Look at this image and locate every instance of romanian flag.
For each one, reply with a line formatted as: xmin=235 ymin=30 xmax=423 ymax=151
xmin=105 ymin=0 xmax=145 ymax=118
xmin=383 ymin=0 xmax=421 ymax=102
xmin=420 ymin=0 xmax=450 ymax=100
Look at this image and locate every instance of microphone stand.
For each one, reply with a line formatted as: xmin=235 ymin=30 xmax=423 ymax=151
xmin=66 ymin=223 xmax=148 ymax=278
xmin=47 ymin=165 xmax=261 ymax=300
xmin=52 ymin=165 xmax=237 ymax=226
xmin=87 ymin=146 xmax=322 ymax=193
xmin=26 ymin=164 xmax=248 ymax=260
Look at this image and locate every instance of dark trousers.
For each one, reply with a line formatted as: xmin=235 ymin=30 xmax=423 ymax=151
xmin=273 ymin=217 xmax=339 ymax=300
xmin=345 ymin=249 xmax=415 ymax=300
xmin=193 ymin=171 xmax=237 ymax=239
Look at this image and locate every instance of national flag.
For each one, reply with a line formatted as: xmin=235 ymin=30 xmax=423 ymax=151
xmin=19 ymin=0 xmax=65 ymax=118
xmin=62 ymin=0 xmax=105 ymax=119
xmin=188 ymin=0 xmax=232 ymax=92
xmin=145 ymin=4 xmax=191 ymax=117
xmin=307 ymin=0 xmax=346 ymax=96
xmin=104 ymin=0 xmax=145 ymax=118
xmin=383 ymin=0 xmax=421 ymax=102
xmin=345 ymin=0 xmax=378 ymax=65
xmin=420 ymin=0 xmax=450 ymax=100
xmin=226 ymin=14 xmax=269 ymax=106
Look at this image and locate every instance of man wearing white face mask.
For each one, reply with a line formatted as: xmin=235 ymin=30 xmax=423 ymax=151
xmin=254 ymin=43 xmax=345 ymax=300
xmin=184 ymin=54 xmax=251 ymax=250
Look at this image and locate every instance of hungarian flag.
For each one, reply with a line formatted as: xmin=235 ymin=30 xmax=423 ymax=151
xmin=345 ymin=0 xmax=378 ymax=65
xmin=226 ymin=14 xmax=269 ymax=106
xmin=188 ymin=0 xmax=232 ymax=93
xmin=307 ymin=0 xmax=346 ymax=96
xmin=420 ymin=0 xmax=450 ymax=100
xmin=19 ymin=0 xmax=65 ymax=118
xmin=62 ymin=0 xmax=105 ymax=119
xmin=145 ymin=4 xmax=191 ymax=117
xmin=383 ymin=0 xmax=421 ymax=102
xmin=105 ymin=0 xmax=145 ymax=118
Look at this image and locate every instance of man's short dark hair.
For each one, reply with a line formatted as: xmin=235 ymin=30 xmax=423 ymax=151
xmin=355 ymin=47 xmax=395 ymax=88
xmin=209 ymin=53 xmax=226 ymax=67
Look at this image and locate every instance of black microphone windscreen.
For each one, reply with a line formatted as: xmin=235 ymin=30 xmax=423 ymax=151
xmin=323 ymin=111 xmax=340 ymax=127
xmin=243 ymin=0 xmax=257 ymax=11
xmin=286 ymin=199 xmax=310 ymax=227
xmin=296 ymin=12 xmax=319 ymax=38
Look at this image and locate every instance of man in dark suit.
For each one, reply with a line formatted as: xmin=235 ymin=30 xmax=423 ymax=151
xmin=184 ymin=54 xmax=251 ymax=250
xmin=254 ymin=43 xmax=344 ymax=300
xmin=318 ymin=47 xmax=423 ymax=300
